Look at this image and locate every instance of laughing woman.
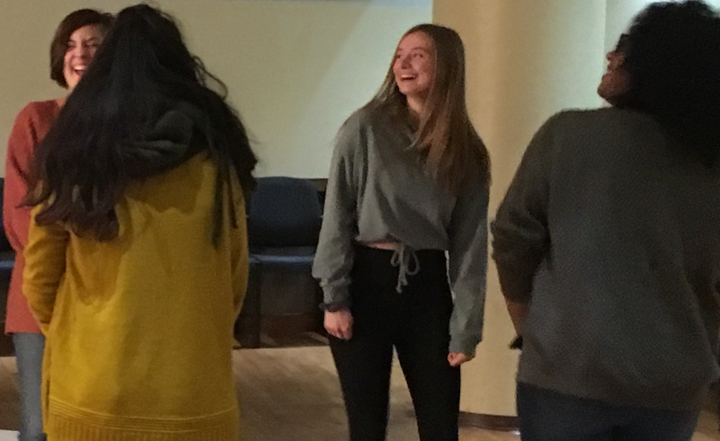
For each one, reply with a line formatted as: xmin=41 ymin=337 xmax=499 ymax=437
xmin=314 ymin=24 xmax=490 ymax=441
xmin=3 ymin=9 xmax=112 ymax=441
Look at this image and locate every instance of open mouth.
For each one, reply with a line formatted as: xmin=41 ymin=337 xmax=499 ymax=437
xmin=399 ymin=74 xmax=417 ymax=81
xmin=72 ymin=66 xmax=87 ymax=77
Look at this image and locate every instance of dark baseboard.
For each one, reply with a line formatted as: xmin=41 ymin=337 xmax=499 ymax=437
xmin=0 ymin=331 xmax=14 ymax=357
xmin=458 ymin=412 xmax=519 ymax=432
xmin=261 ymin=312 xmax=324 ymax=338
xmin=235 ymin=310 xmax=326 ymax=349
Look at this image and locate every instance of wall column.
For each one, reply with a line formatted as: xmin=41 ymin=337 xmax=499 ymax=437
xmin=433 ymin=0 xmax=606 ymax=426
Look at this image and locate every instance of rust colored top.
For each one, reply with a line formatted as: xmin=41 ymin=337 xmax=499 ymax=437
xmin=4 ymin=100 xmax=60 ymax=334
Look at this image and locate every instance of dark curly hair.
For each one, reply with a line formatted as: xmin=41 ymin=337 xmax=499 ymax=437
xmin=618 ymin=0 xmax=720 ymax=166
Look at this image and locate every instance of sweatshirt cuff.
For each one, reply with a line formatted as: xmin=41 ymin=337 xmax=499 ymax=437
xmin=321 ymin=284 xmax=351 ymax=309
xmin=449 ymin=334 xmax=481 ymax=358
xmin=318 ymin=300 xmax=350 ymax=312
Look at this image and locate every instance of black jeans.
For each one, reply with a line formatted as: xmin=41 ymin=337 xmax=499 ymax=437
xmin=517 ymin=382 xmax=699 ymax=441
xmin=330 ymin=245 xmax=460 ymax=441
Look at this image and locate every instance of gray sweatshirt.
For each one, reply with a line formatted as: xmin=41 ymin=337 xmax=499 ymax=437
xmin=312 ymin=105 xmax=489 ymax=356
xmin=492 ymin=107 xmax=720 ymax=410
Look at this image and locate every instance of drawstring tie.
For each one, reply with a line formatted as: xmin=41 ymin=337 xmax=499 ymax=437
xmin=390 ymin=244 xmax=420 ymax=293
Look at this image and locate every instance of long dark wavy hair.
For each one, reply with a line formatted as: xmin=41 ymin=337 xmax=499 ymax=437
xmin=26 ymin=4 xmax=257 ymax=245
xmin=618 ymin=0 xmax=720 ymax=166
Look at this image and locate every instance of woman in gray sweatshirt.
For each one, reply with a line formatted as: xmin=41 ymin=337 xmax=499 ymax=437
xmin=492 ymin=2 xmax=720 ymax=440
xmin=313 ymin=24 xmax=490 ymax=441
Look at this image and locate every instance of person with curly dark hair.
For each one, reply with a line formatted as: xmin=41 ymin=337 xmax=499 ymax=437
xmin=492 ymin=1 xmax=720 ymax=440
xmin=21 ymin=4 xmax=256 ymax=440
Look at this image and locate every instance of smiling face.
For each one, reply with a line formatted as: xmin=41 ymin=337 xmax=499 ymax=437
xmin=393 ymin=31 xmax=436 ymax=106
xmin=63 ymin=24 xmax=104 ymax=91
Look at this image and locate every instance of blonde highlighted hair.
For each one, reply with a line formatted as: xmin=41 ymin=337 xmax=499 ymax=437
xmin=370 ymin=24 xmax=490 ymax=195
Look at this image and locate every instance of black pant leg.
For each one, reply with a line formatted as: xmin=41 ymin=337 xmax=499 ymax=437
xmin=330 ymin=247 xmax=397 ymax=441
xmin=395 ymin=252 xmax=460 ymax=441
xmin=330 ymin=334 xmax=393 ymax=441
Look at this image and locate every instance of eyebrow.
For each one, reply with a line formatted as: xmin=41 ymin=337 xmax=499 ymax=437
xmin=69 ymin=37 xmax=100 ymax=44
xmin=396 ymin=46 xmax=431 ymax=54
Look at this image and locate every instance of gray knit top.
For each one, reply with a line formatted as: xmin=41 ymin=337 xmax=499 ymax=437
xmin=312 ymin=105 xmax=489 ymax=356
xmin=492 ymin=107 xmax=720 ymax=410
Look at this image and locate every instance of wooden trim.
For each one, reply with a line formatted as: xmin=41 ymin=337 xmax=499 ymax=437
xmin=458 ymin=412 xmax=519 ymax=432
xmin=261 ymin=312 xmax=324 ymax=337
xmin=0 ymin=332 xmax=14 ymax=357
xmin=235 ymin=311 xmax=326 ymax=349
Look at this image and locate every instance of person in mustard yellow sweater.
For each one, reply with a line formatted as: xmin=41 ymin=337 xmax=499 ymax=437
xmin=20 ymin=4 xmax=257 ymax=441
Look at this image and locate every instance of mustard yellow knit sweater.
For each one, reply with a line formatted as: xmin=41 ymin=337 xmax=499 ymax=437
xmin=23 ymin=154 xmax=248 ymax=441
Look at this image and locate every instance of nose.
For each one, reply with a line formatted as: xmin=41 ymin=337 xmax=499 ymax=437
xmin=68 ymin=44 xmax=91 ymax=59
xmin=399 ymin=54 xmax=412 ymax=68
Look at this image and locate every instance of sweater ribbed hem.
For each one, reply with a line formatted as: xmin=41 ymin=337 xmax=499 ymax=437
xmin=47 ymin=399 xmax=239 ymax=441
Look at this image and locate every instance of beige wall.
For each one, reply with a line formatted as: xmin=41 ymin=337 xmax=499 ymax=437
xmin=0 ymin=0 xmax=431 ymax=177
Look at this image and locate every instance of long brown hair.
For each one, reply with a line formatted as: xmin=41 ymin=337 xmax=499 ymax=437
xmin=371 ymin=24 xmax=490 ymax=195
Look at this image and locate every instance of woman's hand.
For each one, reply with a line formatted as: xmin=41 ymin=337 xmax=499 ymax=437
xmin=324 ymin=309 xmax=354 ymax=340
xmin=448 ymin=352 xmax=473 ymax=367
